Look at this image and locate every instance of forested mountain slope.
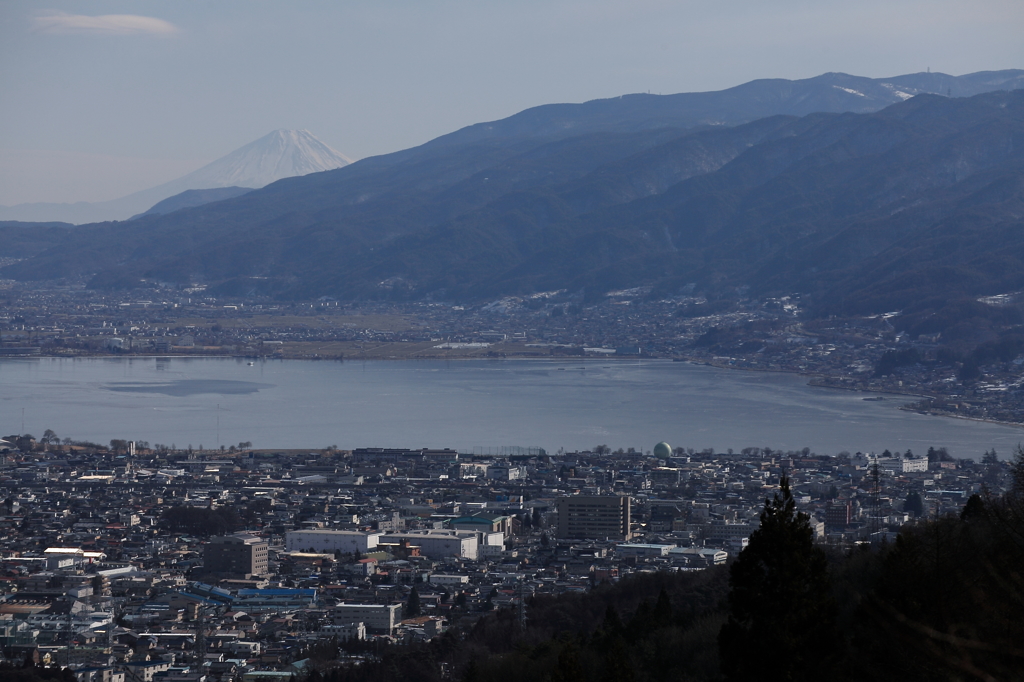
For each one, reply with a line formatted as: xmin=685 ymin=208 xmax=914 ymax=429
xmin=3 ymin=80 xmax=1023 ymax=340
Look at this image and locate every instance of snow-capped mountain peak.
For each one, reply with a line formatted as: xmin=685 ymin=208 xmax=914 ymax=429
xmin=0 ymin=130 xmax=352 ymax=223
xmin=171 ymin=129 xmax=352 ymax=191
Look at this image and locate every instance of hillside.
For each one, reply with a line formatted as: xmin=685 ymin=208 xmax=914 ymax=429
xmin=2 ymin=73 xmax=1024 ymax=339
xmin=130 ymin=187 xmax=253 ymax=219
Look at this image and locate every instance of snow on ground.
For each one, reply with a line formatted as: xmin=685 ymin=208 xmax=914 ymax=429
xmin=832 ymin=85 xmax=866 ymax=97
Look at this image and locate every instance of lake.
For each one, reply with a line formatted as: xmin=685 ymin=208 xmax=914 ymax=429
xmin=1 ymin=357 xmax=1021 ymax=459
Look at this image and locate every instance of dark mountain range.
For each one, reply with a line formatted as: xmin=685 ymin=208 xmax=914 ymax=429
xmin=3 ymin=70 xmax=1024 ymax=338
xmin=421 ymin=69 xmax=1024 ymax=147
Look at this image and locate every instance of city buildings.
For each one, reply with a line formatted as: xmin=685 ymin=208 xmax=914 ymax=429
xmin=0 ymin=435 xmax=1006 ymax=679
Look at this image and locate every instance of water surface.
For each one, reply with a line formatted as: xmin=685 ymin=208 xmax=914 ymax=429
xmin=1 ymin=357 xmax=1020 ymax=458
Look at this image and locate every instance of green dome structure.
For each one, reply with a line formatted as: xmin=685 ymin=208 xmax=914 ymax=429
xmin=653 ymin=442 xmax=672 ymax=458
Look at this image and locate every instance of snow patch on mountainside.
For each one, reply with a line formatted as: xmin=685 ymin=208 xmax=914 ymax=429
xmin=833 ymin=85 xmax=866 ymax=97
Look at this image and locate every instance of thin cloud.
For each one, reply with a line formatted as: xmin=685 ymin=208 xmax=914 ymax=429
xmin=33 ymin=12 xmax=178 ymax=36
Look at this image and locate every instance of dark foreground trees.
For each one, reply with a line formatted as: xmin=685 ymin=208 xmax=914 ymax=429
xmin=840 ymin=463 xmax=1024 ymax=680
xmin=719 ymin=475 xmax=837 ymax=681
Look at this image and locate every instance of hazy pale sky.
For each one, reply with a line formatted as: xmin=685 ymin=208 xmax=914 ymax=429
xmin=2 ymin=0 xmax=1022 ymax=205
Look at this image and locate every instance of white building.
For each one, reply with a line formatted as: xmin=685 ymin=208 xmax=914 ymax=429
xmin=382 ymin=530 xmax=479 ymax=560
xmin=427 ymin=574 xmax=470 ymax=587
xmin=873 ymin=456 xmax=929 ymax=474
xmin=668 ymin=547 xmax=728 ymax=566
xmin=616 ymin=543 xmax=674 ymax=557
xmin=333 ymin=603 xmax=401 ymax=635
xmin=486 ymin=465 xmax=526 ymax=481
xmin=321 ymin=622 xmax=366 ymax=641
xmin=285 ymin=530 xmax=381 ymax=554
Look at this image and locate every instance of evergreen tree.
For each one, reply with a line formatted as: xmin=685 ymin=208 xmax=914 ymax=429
xmin=600 ymin=638 xmax=634 ymax=682
xmin=551 ymin=641 xmax=584 ymax=682
xmin=625 ymin=599 xmax=651 ymax=642
xmin=405 ymin=586 xmax=421 ymax=618
xmin=960 ymin=493 xmax=985 ymax=521
xmin=651 ymin=588 xmax=673 ymax=629
xmin=904 ymin=491 xmax=924 ymax=518
xmin=719 ymin=475 xmax=838 ymax=681
xmin=461 ymin=659 xmax=480 ymax=682
xmin=1012 ymin=444 xmax=1024 ymax=495
xmin=594 ymin=604 xmax=623 ymax=645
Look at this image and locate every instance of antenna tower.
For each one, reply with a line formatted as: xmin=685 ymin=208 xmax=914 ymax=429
xmin=194 ymin=605 xmax=206 ymax=670
xmin=871 ymin=459 xmax=881 ymax=536
xmin=516 ymin=577 xmax=527 ymax=631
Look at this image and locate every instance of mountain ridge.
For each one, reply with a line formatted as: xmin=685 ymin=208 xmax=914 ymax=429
xmin=3 ymin=73 xmax=1024 ymax=341
xmin=129 ymin=187 xmax=254 ymax=220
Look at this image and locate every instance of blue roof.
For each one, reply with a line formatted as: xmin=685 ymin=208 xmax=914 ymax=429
xmin=236 ymin=588 xmax=316 ymax=597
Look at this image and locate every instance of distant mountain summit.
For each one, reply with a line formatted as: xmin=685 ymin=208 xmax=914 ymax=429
xmin=165 ymin=129 xmax=353 ymax=192
xmin=0 ymin=129 xmax=351 ymax=224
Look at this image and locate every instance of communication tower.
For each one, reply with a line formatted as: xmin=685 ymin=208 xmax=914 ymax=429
xmin=516 ymin=577 xmax=527 ymax=631
xmin=194 ymin=604 xmax=207 ymax=669
xmin=871 ymin=458 xmax=881 ymax=536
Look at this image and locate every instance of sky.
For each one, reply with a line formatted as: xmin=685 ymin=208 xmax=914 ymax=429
xmin=1 ymin=0 xmax=1023 ymax=205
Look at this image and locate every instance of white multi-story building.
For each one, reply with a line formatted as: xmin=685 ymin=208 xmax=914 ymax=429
xmin=333 ymin=603 xmax=401 ymax=634
xmin=874 ymin=457 xmax=929 ymax=474
xmin=321 ymin=622 xmax=366 ymax=641
xmin=285 ymin=530 xmax=381 ymax=554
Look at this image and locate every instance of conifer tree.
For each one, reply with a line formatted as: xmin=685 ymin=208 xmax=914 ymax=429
xmin=405 ymin=586 xmax=421 ymax=618
xmin=551 ymin=641 xmax=584 ymax=682
xmin=719 ymin=475 xmax=838 ymax=681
